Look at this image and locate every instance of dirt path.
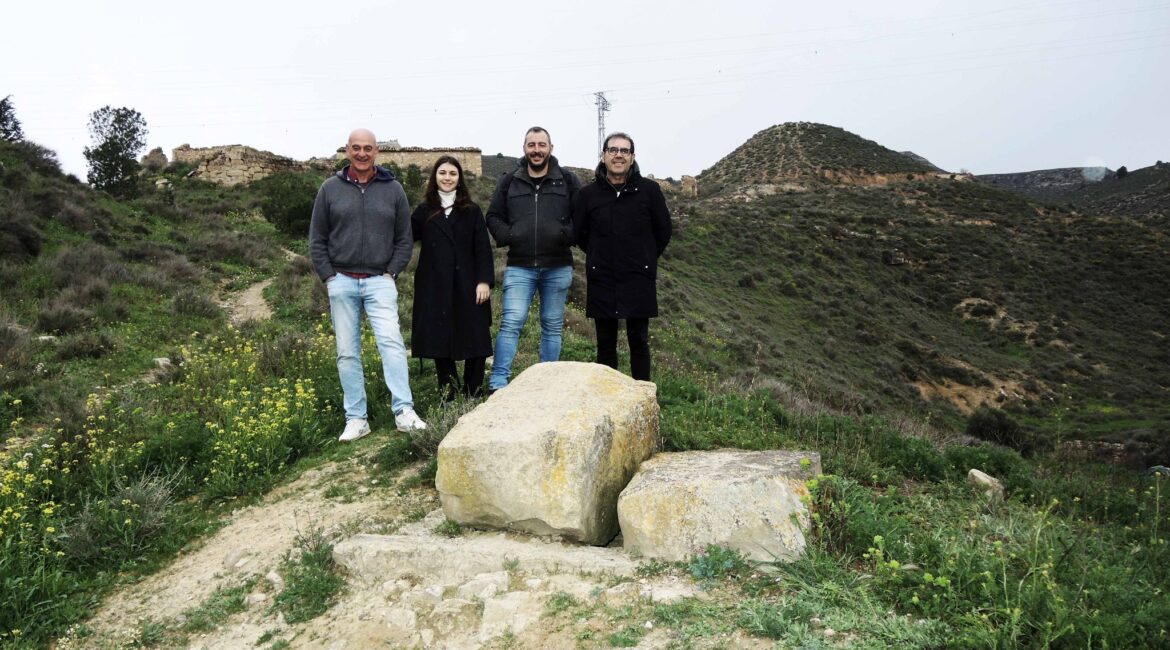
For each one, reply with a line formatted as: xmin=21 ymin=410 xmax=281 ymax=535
xmin=228 ymin=278 xmax=274 ymax=325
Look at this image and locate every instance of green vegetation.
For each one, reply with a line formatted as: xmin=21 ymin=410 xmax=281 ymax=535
xmin=271 ymin=528 xmax=346 ymax=624
xmin=83 ymin=105 xmax=148 ymax=198
xmin=434 ymin=518 xmax=464 ymax=537
xmin=252 ymin=170 xmax=321 ymax=235
xmin=1 ymin=95 xmax=24 ymax=142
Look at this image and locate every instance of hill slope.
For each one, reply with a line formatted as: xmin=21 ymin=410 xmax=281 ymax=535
xmin=696 ymin=122 xmax=937 ymax=197
xmin=1066 ymin=161 xmax=1170 ymax=218
xmin=977 ymin=167 xmax=1114 ymax=200
xmin=661 ymin=124 xmax=1169 ymax=445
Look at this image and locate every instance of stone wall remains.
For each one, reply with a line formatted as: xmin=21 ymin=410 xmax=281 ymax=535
xmin=333 ymin=146 xmax=483 ymax=178
xmin=172 ymin=144 xmax=317 ymax=187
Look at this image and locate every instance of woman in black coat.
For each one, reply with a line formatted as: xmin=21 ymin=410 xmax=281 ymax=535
xmin=410 ymin=155 xmax=493 ymax=399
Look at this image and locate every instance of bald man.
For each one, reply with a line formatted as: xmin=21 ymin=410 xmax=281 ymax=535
xmin=309 ymin=128 xmax=426 ymax=441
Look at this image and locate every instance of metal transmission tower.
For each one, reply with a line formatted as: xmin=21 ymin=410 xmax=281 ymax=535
xmin=594 ymin=92 xmax=611 ymax=159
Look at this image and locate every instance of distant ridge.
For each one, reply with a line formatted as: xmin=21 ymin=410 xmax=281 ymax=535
xmin=1066 ymin=161 xmax=1170 ymax=218
xmin=900 ymin=151 xmax=945 ymax=172
xmin=977 ymin=167 xmax=1114 ymax=200
xmin=696 ymin=122 xmax=936 ymax=197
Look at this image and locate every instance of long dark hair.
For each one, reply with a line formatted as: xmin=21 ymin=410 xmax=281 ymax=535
xmin=422 ymin=156 xmax=473 ymax=221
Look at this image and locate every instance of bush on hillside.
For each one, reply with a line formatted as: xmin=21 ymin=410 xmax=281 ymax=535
xmin=252 ymin=171 xmax=319 ymax=235
xmin=55 ymin=331 xmax=115 ymax=360
xmin=0 ymin=213 xmax=42 ymax=259
xmin=172 ymin=288 xmax=220 ymax=318
xmin=5 ymin=140 xmax=62 ymax=176
xmin=35 ymin=300 xmax=93 ymax=335
xmin=966 ymin=405 xmax=1047 ymax=456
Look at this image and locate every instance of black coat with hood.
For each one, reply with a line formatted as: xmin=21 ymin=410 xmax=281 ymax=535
xmin=572 ymin=161 xmax=672 ymax=319
xmin=410 ymin=201 xmax=494 ymax=360
xmin=485 ymin=156 xmax=580 ymax=267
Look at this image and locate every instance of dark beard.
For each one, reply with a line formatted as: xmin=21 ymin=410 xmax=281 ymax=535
xmin=526 ymin=155 xmax=549 ymax=173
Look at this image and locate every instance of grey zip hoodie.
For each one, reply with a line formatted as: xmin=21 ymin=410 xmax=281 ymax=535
xmin=309 ymin=166 xmax=414 ymax=282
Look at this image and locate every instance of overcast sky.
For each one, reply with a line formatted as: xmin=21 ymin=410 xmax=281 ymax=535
xmin=3 ymin=0 xmax=1168 ymax=181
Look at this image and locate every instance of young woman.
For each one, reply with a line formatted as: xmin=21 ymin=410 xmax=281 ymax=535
xmin=410 ymin=156 xmax=494 ymax=400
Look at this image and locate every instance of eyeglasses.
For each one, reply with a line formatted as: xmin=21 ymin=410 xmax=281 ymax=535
xmin=604 ymin=147 xmax=632 ymax=155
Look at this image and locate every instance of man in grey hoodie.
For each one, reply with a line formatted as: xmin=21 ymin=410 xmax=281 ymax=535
xmin=309 ymin=128 xmax=426 ymax=442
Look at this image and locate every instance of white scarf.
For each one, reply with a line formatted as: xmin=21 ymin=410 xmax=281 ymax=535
xmin=439 ymin=189 xmax=456 ymax=216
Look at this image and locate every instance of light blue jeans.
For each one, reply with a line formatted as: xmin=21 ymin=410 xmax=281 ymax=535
xmin=489 ymin=265 xmax=573 ymax=390
xmin=327 ymin=274 xmax=413 ymax=419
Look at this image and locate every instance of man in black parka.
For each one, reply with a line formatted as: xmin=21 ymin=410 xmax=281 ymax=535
xmin=572 ymin=132 xmax=672 ymax=381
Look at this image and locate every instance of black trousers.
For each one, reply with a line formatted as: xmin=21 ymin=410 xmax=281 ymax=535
xmin=594 ymin=317 xmax=651 ymax=381
xmin=434 ymin=356 xmax=487 ymax=398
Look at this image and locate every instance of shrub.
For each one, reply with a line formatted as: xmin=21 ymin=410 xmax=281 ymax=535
xmin=8 ymin=140 xmax=62 ymax=176
xmin=965 ymin=405 xmax=1047 ymax=456
xmin=944 ymin=443 xmax=1031 ymax=492
xmin=49 ymin=244 xmax=122 ymax=288
xmin=58 ymin=472 xmax=179 ymax=567
xmin=252 ymin=172 xmax=320 ymax=235
xmin=0 ymin=215 xmax=41 ymax=259
xmin=172 ymin=289 xmax=221 ymax=318
xmin=875 ymin=431 xmax=947 ymax=481
xmin=55 ymin=331 xmax=115 ymax=360
xmin=36 ymin=300 xmax=92 ymax=334
xmin=190 ymin=230 xmax=269 ymax=264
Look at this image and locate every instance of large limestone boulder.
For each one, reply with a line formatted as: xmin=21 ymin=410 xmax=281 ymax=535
xmin=618 ymin=449 xmax=820 ymax=562
xmin=436 ymin=361 xmax=659 ymax=545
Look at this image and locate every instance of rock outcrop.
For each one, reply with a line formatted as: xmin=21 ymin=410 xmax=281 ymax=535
xmin=618 ymin=449 xmax=820 ymax=562
xmin=436 ymin=362 xmax=659 ymax=545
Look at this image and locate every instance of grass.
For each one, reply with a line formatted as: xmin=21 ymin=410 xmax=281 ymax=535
xmin=270 ymin=528 xmax=346 ymax=624
xmin=181 ymin=577 xmax=257 ymax=633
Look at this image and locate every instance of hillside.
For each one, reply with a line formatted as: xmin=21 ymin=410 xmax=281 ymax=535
xmin=663 ymin=123 xmax=1169 ymax=447
xmin=696 ymin=122 xmax=937 ymax=197
xmin=977 ymin=167 xmax=1114 ymax=200
xmin=1065 ymin=161 xmax=1170 ymax=218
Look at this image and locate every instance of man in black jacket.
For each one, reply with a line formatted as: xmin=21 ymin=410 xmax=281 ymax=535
xmin=485 ymin=126 xmax=580 ymax=391
xmin=572 ymin=132 xmax=672 ymax=381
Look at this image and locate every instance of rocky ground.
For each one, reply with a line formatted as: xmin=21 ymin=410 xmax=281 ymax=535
xmin=55 ymin=456 xmax=769 ymax=649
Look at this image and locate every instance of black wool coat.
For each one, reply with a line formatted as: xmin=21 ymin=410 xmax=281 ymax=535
xmin=572 ymin=162 xmax=672 ymax=319
xmin=410 ymin=202 xmax=494 ymax=360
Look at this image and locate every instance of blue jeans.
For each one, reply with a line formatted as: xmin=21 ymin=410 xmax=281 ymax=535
xmin=327 ymin=274 xmax=413 ymax=419
xmin=489 ymin=265 xmax=573 ymax=389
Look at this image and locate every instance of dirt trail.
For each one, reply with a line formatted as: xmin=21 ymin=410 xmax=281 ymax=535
xmin=228 ymin=278 xmax=274 ymax=325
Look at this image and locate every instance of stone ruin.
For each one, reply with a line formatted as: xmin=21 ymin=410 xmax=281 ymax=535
xmin=171 ymin=139 xmax=485 ymax=187
xmin=171 ymin=144 xmax=325 ymax=187
xmin=333 ymin=141 xmax=484 ymax=178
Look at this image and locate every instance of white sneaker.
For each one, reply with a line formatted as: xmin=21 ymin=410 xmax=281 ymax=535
xmin=395 ymin=407 xmax=427 ymax=432
xmin=339 ymin=418 xmax=370 ymax=442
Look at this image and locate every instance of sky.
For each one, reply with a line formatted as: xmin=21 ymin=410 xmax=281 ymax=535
xmin=3 ymin=0 xmax=1168 ymax=181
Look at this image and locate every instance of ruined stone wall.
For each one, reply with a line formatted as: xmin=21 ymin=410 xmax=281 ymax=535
xmin=172 ymin=144 xmax=313 ymax=187
xmin=332 ymin=147 xmax=483 ymax=178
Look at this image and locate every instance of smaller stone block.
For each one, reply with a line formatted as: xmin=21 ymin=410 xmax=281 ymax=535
xmin=618 ymin=449 xmax=820 ymax=562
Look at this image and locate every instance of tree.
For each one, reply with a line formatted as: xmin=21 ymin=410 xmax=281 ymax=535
xmin=1 ymin=95 xmax=24 ymax=141
xmin=83 ymin=105 xmax=148 ymax=197
xmin=1116 ymin=165 xmax=1128 ymax=179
